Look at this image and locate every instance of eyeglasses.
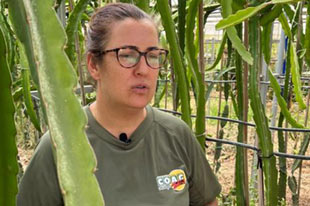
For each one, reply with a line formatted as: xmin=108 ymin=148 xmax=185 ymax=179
xmin=93 ymin=46 xmax=169 ymax=69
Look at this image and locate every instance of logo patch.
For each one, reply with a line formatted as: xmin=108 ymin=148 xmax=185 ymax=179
xmin=156 ymin=169 xmax=187 ymax=191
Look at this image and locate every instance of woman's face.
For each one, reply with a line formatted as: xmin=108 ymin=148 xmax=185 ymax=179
xmin=93 ymin=18 xmax=160 ymax=110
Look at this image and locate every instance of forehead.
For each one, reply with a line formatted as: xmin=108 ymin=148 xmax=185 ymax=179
xmin=106 ymin=18 xmax=159 ymax=50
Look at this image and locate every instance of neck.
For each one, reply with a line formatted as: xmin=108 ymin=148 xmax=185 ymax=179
xmin=90 ymin=100 xmax=147 ymax=138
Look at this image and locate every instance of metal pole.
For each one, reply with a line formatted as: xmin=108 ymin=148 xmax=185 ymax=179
xmin=211 ymin=38 xmax=215 ymax=63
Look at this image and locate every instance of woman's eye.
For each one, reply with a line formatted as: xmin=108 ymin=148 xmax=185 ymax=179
xmin=119 ymin=54 xmax=131 ymax=58
xmin=149 ymin=54 xmax=158 ymax=59
xmin=119 ymin=53 xmax=137 ymax=64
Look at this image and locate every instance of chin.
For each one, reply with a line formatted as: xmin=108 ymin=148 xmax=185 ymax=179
xmin=129 ymin=103 xmax=149 ymax=110
xmin=126 ymin=99 xmax=150 ymax=110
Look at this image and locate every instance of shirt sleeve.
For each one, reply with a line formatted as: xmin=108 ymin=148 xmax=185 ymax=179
xmin=183 ymin=127 xmax=221 ymax=206
xmin=17 ymin=132 xmax=63 ymax=206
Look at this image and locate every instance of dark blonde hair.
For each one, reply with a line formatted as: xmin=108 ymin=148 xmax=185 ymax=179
xmin=87 ymin=3 xmax=153 ymax=60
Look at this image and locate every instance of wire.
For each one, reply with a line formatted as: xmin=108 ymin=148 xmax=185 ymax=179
xmin=205 ymin=137 xmax=310 ymax=160
xmin=159 ymin=108 xmax=310 ymax=133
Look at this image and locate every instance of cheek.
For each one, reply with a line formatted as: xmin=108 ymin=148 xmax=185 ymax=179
xmin=106 ymin=70 xmax=131 ymax=91
xmin=100 ymin=61 xmax=119 ymax=81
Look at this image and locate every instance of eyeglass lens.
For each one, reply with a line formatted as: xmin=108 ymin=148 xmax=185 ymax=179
xmin=117 ymin=48 xmax=166 ymax=69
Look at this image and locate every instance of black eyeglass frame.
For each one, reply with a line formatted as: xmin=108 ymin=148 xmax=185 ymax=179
xmin=93 ymin=45 xmax=169 ymax=69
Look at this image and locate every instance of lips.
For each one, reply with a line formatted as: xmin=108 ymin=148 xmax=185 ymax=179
xmin=132 ymin=83 xmax=149 ymax=93
xmin=135 ymin=85 xmax=147 ymax=89
xmin=132 ymin=83 xmax=148 ymax=89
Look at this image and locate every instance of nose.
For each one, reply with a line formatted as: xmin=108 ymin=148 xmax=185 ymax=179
xmin=134 ymin=55 xmax=149 ymax=76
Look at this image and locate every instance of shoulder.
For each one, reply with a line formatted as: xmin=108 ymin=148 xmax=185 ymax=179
xmin=22 ymin=132 xmax=56 ymax=175
xmin=150 ymin=107 xmax=193 ymax=137
xmin=32 ymin=132 xmax=55 ymax=160
xmin=17 ymin=132 xmax=62 ymax=205
xmin=150 ymin=107 xmax=204 ymax=151
xmin=151 ymin=107 xmax=188 ymax=127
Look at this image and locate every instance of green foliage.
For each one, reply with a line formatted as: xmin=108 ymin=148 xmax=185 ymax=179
xmin=291 ymin=134 xmax=310 ymax=173
xmin=0 ymin=16 xmax=18 ymax=206
xmin=217 ymin=0 xmax=299 ymax=30
xmin=18 ymin=41 xmax=41 ymax=132
xmin=8 ymin=0 xmax=104 ymax=205
xmin=8 ymin=0 xmax=39 ymax=85
xmin=218 ymin=188 xmax=236 ymax=205
xmin=177 ymin=0 xmax=186 ymax=56
xmin=206 ymin=67 xmax=234 ymax=103
xmin=21 ymin=68 xmax=41 ymax=132
xmin=267 ymin=69 xmax=304 ymax=128
xmin=133 ymin=0 xmax=149 ymax=12
xmin=220 ymin=0 xmax=253 ymax=65
xmin=216 ymin=3 xmax=268 ymax=30
xmin=260 ymin=4 xmax=283 ymax=26
xmin=65 ymin=0 xmax=91 ymax=67
xmin=185 ymin=0 xmax=206 ymax=148
xmin=262 ymin=22 xmax=273 ymax=64
xmin=290 ymin=43 xmax=306 ymax=110
xmin=276 ymin=38 xmax=292 ymax=204
xmin=278 ymin=12 xmax=293 ymax=40
xmin=288 ymin=176 xmax=298 ymax=205
xmin=214 ymin=104 xmax=229 ymax=172
xmin=157 ymin=0 xmax=192 ymax=127
xmin=153 ymin=80 xmax=167 ymax=108
xmin=234 ymin=28 xmax=247 ymax=206
xmin=282 ymin=4 xmax=295 ymax=21
xmin=206 ymin=32 xmax=227 ymax=71
xmin=248 ymin=14 xmax=278 ymax=206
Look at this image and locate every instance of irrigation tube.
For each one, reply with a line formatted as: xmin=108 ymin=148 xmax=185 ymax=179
xmin=158 ymin=78 xmax=310 ymax=89
xmin=159 ymin=108 xmax=310 ymax=161
xmin=205 ymin=137 xmax=310 ymax=161
xmin=159 ymin=108 xmax=310 ymax=133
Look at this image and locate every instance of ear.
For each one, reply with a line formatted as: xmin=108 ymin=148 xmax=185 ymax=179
xmin=87 ymin=53 xmax=100 ymax=80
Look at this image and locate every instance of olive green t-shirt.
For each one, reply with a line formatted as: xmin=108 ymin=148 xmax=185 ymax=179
xmin=17 ymin=106 xmax=221 ymax=206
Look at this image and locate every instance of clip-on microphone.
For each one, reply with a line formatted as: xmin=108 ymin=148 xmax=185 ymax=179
xmin=119 ymin=133 xmax=131 ymax=144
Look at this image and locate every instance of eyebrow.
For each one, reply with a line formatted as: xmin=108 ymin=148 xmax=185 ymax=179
xmin=120 ymin=45 xmax=138 ymax=50
xmin=146 ymin=46 xmax=161 ymax=51
xmin=120 ymin=45 xmax=161 ymax=51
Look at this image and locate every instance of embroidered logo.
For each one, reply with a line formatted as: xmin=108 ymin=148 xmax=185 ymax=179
xmin=156 ymin=169 xmax=187 ymax=192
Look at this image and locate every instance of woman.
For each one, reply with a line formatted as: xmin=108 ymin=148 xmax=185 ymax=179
xmin=17 ymin=3 xmax=221 ymax=206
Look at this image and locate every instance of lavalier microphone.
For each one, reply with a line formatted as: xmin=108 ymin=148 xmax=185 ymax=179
xmin=119 ymin=133 xmax=131 ymax=144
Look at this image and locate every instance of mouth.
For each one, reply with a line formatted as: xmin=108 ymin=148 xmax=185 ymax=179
xmin=135 ymin=85 xmax=147 ymax=89
xmin=132 ymin=84 xmax=148 ymax=89
xmin=132 ymin=84 xmax=149 ymax=93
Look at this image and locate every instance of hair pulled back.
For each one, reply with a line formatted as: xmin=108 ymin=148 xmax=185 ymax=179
xmin=87 ymin=3 xmax=153 ymax=57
